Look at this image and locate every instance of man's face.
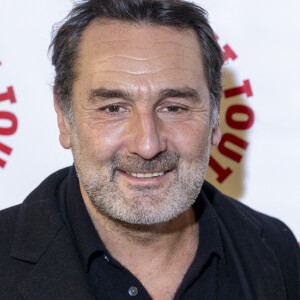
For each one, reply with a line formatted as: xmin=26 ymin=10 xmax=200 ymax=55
xmin=57 ymin=21 xmax=221 ymax=225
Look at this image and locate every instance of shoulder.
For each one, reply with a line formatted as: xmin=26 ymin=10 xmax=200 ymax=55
xmin=202 ymin=181 xmax=299 ymax=244
xmin=201 ymin=181 xmax=300 ymax=295
xmin=0 ymin=167 xmax=82 ymax=298
xmin=0 ymin=167 xmax=71 ymax=249
xmin=202 ymin=182 xmax=294 ymax=233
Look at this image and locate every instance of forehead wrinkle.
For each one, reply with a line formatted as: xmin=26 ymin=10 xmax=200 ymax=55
xmin=84 ymin=52 xmax=199 ymax=78
xmin=99 ymin=40 xmax=197 ymax=50
xmin=89 ymin=43 xmax=200 ymax=63
xmin=94 ymin=54 xmax=201 ymax=69
xmin=90 ymin=42 xmax=201 ymax=69
xmin=90 ymin=67 xmax=193 ymax=76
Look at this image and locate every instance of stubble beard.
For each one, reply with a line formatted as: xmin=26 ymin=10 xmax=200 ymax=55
xmin=70 ymin=129 xmax=211 ymax=226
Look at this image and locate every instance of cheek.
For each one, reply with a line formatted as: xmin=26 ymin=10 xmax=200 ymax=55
xmin=78 ymin=124 xmax=126 ymax=161
xmin=168 ymin=122 xmax=211 ymax=158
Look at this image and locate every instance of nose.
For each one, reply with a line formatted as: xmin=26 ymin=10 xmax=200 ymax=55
xmin=126 ymin=110 xmax=167 ymax=159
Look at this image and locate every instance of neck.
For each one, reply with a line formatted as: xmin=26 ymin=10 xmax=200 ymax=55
xmin=80 ymin=183 xmax=199 ymax=299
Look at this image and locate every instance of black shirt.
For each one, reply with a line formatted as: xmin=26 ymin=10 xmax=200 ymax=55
xmin=62 ymin=166 xmax=243 ymax=299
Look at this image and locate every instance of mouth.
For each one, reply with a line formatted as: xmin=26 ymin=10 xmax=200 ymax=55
xmin=125 ymin=171 xmax=165 ymax=178
xmin=118 ymin=170 xmax=170 ymax=179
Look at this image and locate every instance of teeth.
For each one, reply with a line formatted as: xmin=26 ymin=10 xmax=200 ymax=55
xmin=126 ymin=171 xmax=164 ymax=178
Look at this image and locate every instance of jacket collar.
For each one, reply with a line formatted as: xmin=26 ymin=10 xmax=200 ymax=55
xmin=10 ymin=167 xmax=95 ymax=299
xmin=202 ymin=181 xmax=287 ymax=300
xmin=10 ymin=168 xmax=68 ymax=263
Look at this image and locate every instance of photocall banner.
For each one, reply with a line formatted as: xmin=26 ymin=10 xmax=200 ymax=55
xmin=1 ymin=0 xmax=299 ymax=240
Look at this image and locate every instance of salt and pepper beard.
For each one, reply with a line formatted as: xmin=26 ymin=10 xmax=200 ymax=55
xmin=70 ymin=127 xmax=212 ymax=225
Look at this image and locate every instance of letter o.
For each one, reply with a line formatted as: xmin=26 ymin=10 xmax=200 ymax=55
xmin=226 ymin=105 xmax=254 ymax=130
xmin=0 ymin=111 xmax=18 ymax=135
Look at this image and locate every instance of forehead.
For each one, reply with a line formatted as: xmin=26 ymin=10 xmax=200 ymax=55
xmin=80 ymin=19 xmax=201 ymax=51
xmin=75 ymin=20 xmax=208 ymax=97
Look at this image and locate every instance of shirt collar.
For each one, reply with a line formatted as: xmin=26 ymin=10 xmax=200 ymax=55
xmin=193 ymin=190 xmax=225 ymax=264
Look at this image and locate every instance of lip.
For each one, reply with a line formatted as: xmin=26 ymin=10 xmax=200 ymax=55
xmin=117 ymin=169 xmax=171 ymax=183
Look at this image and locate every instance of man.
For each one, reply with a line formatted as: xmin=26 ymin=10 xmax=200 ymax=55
xmin=0 ymin=0 xmax=299 ymax=299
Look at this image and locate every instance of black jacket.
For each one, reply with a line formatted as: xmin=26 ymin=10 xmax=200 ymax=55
xmin=0 ymin=167 xmax=299 ymax=299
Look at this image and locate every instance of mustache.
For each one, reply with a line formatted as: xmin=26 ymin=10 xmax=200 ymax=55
xmin=111 ymin=152 xmax=180 ymax=173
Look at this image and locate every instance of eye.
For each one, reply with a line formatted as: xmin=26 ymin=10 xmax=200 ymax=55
xmin=161 ymin=106 xmax=186 ymax=113
xmin=101 ymin=105 xmax=126 ymax=113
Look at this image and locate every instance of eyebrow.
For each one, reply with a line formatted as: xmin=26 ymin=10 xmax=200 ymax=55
xmin=88 ymin=88 xmax=131 ymax=103
xmin=158 ymin=87 xmax=200 ymax=103
xmin=88 ymin=86 xmax=200 ymax=103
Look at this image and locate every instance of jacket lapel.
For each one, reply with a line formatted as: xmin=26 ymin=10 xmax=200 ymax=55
xmin=10 ymin=168 xmax=95 ymax=300
xmin=17 ymin=226 xmax=95 ymax=300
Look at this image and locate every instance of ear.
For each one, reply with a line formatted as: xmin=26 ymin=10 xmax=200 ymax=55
xmin=211 ymin=121 xmax=221 ymax=146
xmin=54 ymin=95 xmax=71 ymax=149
